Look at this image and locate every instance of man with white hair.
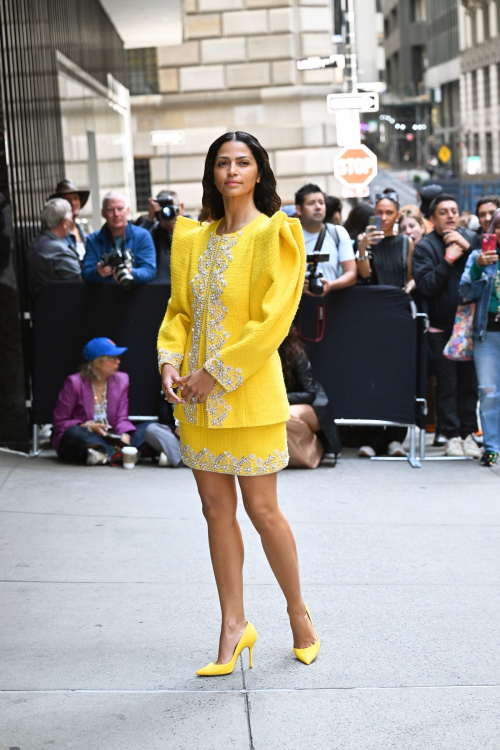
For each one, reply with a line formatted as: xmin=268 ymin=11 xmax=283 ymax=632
xmin=27 ymin=198 xmax=81 ymax=297
xmin=82 ymin=191 xmax=155 ymax=285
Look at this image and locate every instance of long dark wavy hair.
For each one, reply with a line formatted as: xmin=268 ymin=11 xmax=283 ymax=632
xmin=199 ymin=131 xmax=281 ymax=223
xmin=278 ymin=326 xmax=308 ymax=389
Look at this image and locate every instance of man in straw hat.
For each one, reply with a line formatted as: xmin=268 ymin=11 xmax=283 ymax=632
xmin=49 ymin=179 xmax=90 ymax=261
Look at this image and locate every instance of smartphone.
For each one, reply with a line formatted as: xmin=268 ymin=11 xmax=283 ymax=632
xmin=369 ymin=216 xmax=382 ymax=231
xmin=482 ymin=233 xmax=497 ymax=253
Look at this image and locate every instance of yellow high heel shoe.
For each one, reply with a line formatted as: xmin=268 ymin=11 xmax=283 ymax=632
xmin=293 ymin=605 xmax=320 ymax=665
xmin=196 ymin=622 xmax=258 ymax=676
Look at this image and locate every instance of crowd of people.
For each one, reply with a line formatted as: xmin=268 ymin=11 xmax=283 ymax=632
xmin=30 ymin=175 xmax=500 ymax=469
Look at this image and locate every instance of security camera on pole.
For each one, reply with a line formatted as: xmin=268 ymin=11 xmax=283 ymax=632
xmin=328 ymin=0 xmax=378 ymax=198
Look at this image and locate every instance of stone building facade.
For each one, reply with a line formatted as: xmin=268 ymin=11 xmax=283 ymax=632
xmin=130 ymin=0 xmax=347 ymax=214
xmin=459 ymin=0 xmax=500 ymax=176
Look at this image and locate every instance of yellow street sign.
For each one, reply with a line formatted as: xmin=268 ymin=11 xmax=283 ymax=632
xmin=438 ymin=144 xmax=451 ymax=164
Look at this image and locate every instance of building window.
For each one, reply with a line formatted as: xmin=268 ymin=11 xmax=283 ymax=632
xmin=470 ymin=10 xmax=477 ymax=45
xmin=126 ymin=48 xmax=158 ymax=95
xmin=486 ymin=133 xmax=493 ymax=173
xmin=410 ymin=0 xmax=426 ymax=22
xmin=471 ymin=70 xmax=478 ymax=109
xmin=473 ymin=133 xmax=480 ymax=160
xmin=483 ymin=2 xmax=491 ymax=39
xmin=484 ymin=66 xmax=491 ymax=108
xmin=134 ymin=158 xmax=152 ymax=211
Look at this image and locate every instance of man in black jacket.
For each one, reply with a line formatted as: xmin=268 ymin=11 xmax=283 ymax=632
xmin=412 ymin=194 xmax=481 ymax=458
xmin=135 ymin=190 xmax=184 ymax=283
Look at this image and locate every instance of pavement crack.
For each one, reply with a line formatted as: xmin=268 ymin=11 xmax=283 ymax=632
xmin=0 ymin=462 xmax=20 ymax=494
xmin=240 ymin=657 xmax=255 ymax=750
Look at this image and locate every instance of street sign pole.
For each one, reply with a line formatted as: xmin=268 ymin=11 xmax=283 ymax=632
xmin=150 ymin=130 xmax=185 ymax=190
xmin=335 ymin=110 xmax=361 ymax=147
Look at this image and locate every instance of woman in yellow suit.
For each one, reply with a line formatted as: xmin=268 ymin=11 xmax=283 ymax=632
xmin=158 ymin=131 xmax=319 ymax=675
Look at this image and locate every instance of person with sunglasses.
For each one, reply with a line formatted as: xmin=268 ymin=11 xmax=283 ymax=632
xmin=356 ymin=188 xmax=415 ymax=295
xmin=354 ymin=188 xmax=415 ymax=458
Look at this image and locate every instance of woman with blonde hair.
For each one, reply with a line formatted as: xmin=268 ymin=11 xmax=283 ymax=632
xmin=52 ymin=337 xmax=143 ymax=465
xmin=158 ymin=131 xmax=319 ymax=676
xmin=399 ymin=207 xmax=427 ymax=246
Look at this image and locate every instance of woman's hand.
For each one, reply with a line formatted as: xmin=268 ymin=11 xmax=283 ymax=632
xmin=161 ymin=363 xmax=185 ymax=405
xmin=477 ymin=249 xmax=499 ymax=267
xmin=362 ymin=225 xmax=384 ymax=249
xmin=177 ymin=368 xmax=216 ymax=404
xmin=85 ymin=422 xmax=109 ymax=436
xmin=120 ymin=433 xmax=131 ymax=445
xmin=404 ymin=279 xmax=416 ymax=294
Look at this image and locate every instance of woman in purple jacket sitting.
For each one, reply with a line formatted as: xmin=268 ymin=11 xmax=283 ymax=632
xmin=52 ymin=337 xmax=147 ymax=465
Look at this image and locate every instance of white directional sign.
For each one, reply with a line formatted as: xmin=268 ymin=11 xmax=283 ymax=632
xmin=327 ymin=92 xmax=379 ymax=114
xmin=150 ymin=130 xmax=185 ymax=146
xmin=297 ymin=54 xmax=345 ymax=71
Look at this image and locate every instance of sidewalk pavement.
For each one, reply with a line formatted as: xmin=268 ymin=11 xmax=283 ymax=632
xmin=0 ymin=447 xmax=499 ymax=749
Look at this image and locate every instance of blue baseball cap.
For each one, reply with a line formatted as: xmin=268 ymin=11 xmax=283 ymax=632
xmin=83 ymin=337 xmax=128 ymax=361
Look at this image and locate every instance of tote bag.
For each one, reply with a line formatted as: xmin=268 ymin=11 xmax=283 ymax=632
xmin=443 ymin=303 xmax=476 ymax=361
xmin=286 ymin=414 xmax=323 ymax=469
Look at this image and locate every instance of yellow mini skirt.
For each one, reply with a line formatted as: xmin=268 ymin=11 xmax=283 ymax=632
xmin=179 ymin=421 xmax=288 ymax=476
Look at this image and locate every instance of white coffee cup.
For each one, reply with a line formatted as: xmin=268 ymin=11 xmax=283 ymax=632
xmin=122 ymin=446 xmax=138 ymax=469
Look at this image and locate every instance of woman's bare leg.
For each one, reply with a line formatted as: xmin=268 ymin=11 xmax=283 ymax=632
xmin=289 ymin=404 xmax=321 ymax=432
xmin=193 ymin=469 xmax=247 ymax=664
xmin=238 ymin=473 xmax=316 ymax=649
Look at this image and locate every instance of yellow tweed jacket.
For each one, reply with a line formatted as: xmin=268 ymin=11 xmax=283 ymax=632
xmin=157 ymin=211 xmax=306 ymax=429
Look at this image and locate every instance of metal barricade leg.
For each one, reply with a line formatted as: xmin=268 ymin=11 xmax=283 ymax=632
xmin=407 ymin=424 xmax=421 ymax=468
xmin=30 ymin=424 xmax=40 ymax=456
xmin=419 ymin=426 xmax=426 ymax=462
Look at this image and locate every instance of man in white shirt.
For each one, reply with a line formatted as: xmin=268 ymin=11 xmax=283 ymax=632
xmin=295 ymin=183 xmax=356 ymax=296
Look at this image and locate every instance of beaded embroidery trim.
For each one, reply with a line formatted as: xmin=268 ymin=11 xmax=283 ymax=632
xmin=185 ymin=230 xmax=242 ymax=426
xmin=180 ymin=443 xmax=289 ymax=476
xmin=204 ymin=355 xmax=243 ymax=393
xmin=158 ymin=349 xmax=183 ymax=371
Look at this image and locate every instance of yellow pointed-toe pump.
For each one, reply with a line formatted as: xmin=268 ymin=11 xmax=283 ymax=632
xmin=196 ymin=621 xmax=258 ymax=676
xmin=293 ymin=605 xmax=320 ymax=665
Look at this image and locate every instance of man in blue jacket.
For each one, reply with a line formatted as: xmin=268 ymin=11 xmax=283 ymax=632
xmin=82 ymin=191 xmax=156 ymax=285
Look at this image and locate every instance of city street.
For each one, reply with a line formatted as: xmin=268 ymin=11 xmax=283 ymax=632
xmin=1 ymin=447 xmax=499 ymax=749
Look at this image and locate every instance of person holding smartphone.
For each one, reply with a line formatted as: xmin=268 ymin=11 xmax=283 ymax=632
xmin=413 ymin=194 xmax=481 ymax=458
xmin=459 ymin=210 xmax=500 ymax=465
xmin=351 ymin=189 xmax=414 ymax=458
xmin=356 ymin=188 xmax=415 ymax=294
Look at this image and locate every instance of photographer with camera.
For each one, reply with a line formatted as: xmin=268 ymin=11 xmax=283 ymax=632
xmin=82 ymin=191 xmax=156 ymax=288
xmin=295 ymin=183 xmax=356 ymax=298
xmin=136 ymin=190 xmax=184 ymax=282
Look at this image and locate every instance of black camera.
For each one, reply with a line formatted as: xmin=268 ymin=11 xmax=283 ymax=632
xmin=156 ymin=196 xmax=180 ymax=223
xmin=306 ymin=253 xmax=329 ymax=295
xmin=100 ymin=247 xmax=134 ymax=290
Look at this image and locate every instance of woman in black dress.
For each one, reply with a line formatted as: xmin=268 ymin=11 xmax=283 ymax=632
xmin=353 ymin=188 xmax=415 ymax=458
xmin=356 ymin=188 xmax=415 ymax=293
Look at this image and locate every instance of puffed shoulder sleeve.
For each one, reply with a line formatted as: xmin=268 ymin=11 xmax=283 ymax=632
xmin=157 ymin=217 xmax=195 ymax=372
xmin=204 ymin=213 xmax=306 ymax=391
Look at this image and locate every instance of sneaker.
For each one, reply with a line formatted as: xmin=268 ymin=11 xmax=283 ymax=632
xmin=480 ymin=450 xmax=498 ymax=467
xmin=86 ymin=448 xmax=108 ymax=466
xmin=359 ymin=445 xmax=376 ymax=458
xmin=433 ymin=432 xmax=447 ymax=447
xmin=322 ymin=452 xmax=337 ymax=460
xmin=158 ymin=451 xmax=172 ymax=467
xmin=444 ymin=437 xmax=464 ymax=457
xmin=463 ymin=434 xmax=482 ymax=459
xmin=388 ymin=441 xmax=406 ymax=457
